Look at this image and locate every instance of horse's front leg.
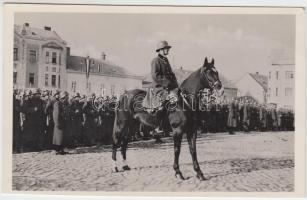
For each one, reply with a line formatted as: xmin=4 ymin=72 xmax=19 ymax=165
xmin=121 ymin=138 xmax=131 ymax=171
xmin=187 ymin=132 xmax=208 ymax=181
xmin=173 ymin=132 xmax=184 ymax=180
xmin=112 ymin=143 xmax=119 ymax=172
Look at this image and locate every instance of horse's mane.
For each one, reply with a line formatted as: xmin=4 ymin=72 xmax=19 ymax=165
xmin=179 ymin=68 xmax=203 ymax=95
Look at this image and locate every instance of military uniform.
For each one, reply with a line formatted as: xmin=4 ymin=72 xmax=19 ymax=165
xmin=82 ymin=95 xmax=98 ymax=146
xmin=227 ymin=101 xmax=239 ymax=134
xmin=23 ymin=90 xmax=45 ymax=151
xmin=69 ymin=94 xmax=83 ymax=147
xmin=143 ymin=52 xmax=178 ymax=109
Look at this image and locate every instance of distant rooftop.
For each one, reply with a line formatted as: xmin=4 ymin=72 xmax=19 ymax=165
xmin=249 ymin=72 xmax=268 ymax=91
xmin=67 ymin=55 xmax=143 ymax=80
xmin=14 ymin=23 xmax=66 ymax=44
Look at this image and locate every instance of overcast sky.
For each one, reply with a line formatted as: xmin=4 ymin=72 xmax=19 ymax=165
xmin=15 ymin=13 xmax=295 ymax=81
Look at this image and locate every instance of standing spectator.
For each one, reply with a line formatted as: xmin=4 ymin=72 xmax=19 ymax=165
xmin=259 ymin=104 xmax=267 ymax=131
xmin=227 ymin=99 xmax=239 ymax=135
xmin=13 ymin=91 xmax=21 ymax=153
xmin=69 ymin=93 xmax=83 ymax=147
xmin=82 ymin=93 xmax=98 ymax=146
xmin=52 ymin=91 xmax=69 ymax=155
xmin=23 ymin=89 xmax=45 ymax=151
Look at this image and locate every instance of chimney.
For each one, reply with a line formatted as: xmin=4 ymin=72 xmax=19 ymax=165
xmin=256 ymin=72 xmax=259 ymax=75
xmin=44 ymin=26 xmax=51 ymax=31
xmin=102 ymin=52 xmax=106 ymax=60
xmin=24 ymin=23 xmax=29 ymax=27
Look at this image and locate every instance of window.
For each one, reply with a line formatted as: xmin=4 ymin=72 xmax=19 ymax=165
xmin=71 ymin=81 xmax=76 ymax=92
xmin=276 ymin=71 xmax=279 ymax=80
xmin=275 ymin=87 xmax=278 ymax=97
xmin=52 ymin=67 xmax=56 ymax=72
xmin=45 ymin=51 xmax=50 ymax=63
xmin=14 ymin=48 xmax=18 ymax=61
xmin=285 ymin=87 xmax=293 ymax=97
xmin=59 ymin=54 xmax=61 ymax=65
xmin=29 ymin=50 xmax=37 ymax=63
xmin=13 ymin=72 xmax=17 ymax=84
xmin=46 ymin=66 xmax=49 ymax=71
xmin=29 ymin=73 xmax=34 ymax=86
xmin=58 ymin=75 xmax=61 ymax=88
xmin=45 ymin=74 xmax=49 ymax=86
xmin=268 ymin=71 xmax=271 ymax=79
xmin=268 ymin=87 xmax=271 ymax=98
xmin=51 ymin=75 xmax=56 ymax=87
xmin=285 ymin=71 xmax=294 ymax=79
xmin=52 ymin=52 xmax=57 ymax=64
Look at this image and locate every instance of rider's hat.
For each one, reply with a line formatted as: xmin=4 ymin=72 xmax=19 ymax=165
xmin=156 ymin=40 xmax=172 ymax=52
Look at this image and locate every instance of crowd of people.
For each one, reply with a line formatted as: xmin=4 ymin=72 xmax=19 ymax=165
xmin=198 ymin=99 xmax=294 ymax=134
xmin=12 ymin=88 xmax=295 ymax=154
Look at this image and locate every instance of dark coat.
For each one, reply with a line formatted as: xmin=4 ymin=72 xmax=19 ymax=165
xmin=52 ymin=100 xmax=67 ymax=145
xmin=23 ymin=98 xmax=45 ymax=145
xmin=151 ymin=54 xmax=178 ymax=91
xmin=227 ymin=102 xmax=239 ymax=127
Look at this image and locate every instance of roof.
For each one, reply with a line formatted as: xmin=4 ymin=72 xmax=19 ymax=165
xmin=143 ymin=67 xmax=237 ymax=89
xmin=249 ymin=73 xmax=268 ymax=91
xmin=67 ymin=55 xmax=143 ymax=80
xmin=14 ymin=24 xmax=66 ymax=44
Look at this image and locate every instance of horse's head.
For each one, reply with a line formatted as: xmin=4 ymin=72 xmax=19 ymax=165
xmin=200 ymin=57 xmax=224 ymax=97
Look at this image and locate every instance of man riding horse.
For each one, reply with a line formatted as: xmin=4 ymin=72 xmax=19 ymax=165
xmin=143 ymin=40 xmax=179 ymax=135
xmin=112 ymin=40 xmax=224 ymax=180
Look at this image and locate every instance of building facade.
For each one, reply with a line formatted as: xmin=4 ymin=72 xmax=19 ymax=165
xmin=13 ymin=23 xmax=143 ymax=95
xmin=14 ymin=23 xmax=67 ymax=90
xmin=66 ymin=54 xmax=143 ymax=96
xmin=235 ymin=72 xmax=268 ymax=104
xmin=267 ymin=60 xmax=295 ymax=109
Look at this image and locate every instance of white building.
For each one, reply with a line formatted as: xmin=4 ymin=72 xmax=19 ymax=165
xmin=66 ymin=53 xmax=143 ymax=96
xmin=267 ymin=59 xmax=294 ymax=109
xmin=14 ymin=23 xmax=67 ymax=90
xmin=235 ymin=72 xmax=268 ymax=104
xmin=14 ymin=23 xmax=143 ymax=95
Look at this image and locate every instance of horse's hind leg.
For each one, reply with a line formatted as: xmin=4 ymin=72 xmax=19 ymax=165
xmin=112 ymin=143 xmax=119 ymax=172
xmin=121 ymin=136 xmax=131 ymax=171
xmin=186 ymin=132 xmax=207 ymax=181
xmin=173 ymin=132 xmax=184 ymax=180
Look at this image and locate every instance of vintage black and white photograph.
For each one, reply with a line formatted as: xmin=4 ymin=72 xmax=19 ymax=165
xmin=2 ymin=4 xmax=306 ymax=196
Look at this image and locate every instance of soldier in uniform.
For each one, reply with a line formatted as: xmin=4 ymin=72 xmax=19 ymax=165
xmin=82 ymin=93 xmax=99 ymax=146
xmin=271 ymin=106 xmax=278 ymax=131
xmin=69 ymin=93 xmax=83 ymax=147
xmin=52 ymin=91 xmax=69 ymax=155
xmin=13 ymin=91 xmax=21 ymax=153
xmin=227 ymin=99 xmax=239 ymax=134
xmin=23 ymin=89 xmax=45 ymax=151
xmin=242 ymin=100 xmax=250 ymax=132
xmin=143 ymin=40 xmax=179 ymax=138
xmin=259 ymin=104 xmax=267 ymax=131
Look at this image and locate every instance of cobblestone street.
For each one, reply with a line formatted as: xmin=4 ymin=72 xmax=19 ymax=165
xmin=12 ymin=131 xmax=294 ymax=192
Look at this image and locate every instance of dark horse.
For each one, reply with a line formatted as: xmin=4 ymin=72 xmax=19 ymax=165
xmin=112 ymin=57 xmax=224 ymax=180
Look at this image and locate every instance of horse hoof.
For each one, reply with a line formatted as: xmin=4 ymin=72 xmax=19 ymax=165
xmin=112 ymin=167 xmax=119 ymax=173
xmin=196 ymin=173 xmax=208 ymax=181
xmin=175 ymin=172 xmax=185 ymax=180
xmin=122 ymin=165 xmax=131 ymax=171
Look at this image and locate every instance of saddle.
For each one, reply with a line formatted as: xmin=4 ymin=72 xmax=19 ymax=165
xmin=142 ymin=87 xmax=178 ymax=114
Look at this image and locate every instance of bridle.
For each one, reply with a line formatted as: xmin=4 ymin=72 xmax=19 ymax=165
xmin=200 ymin=66 xmax=220 ymax=90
